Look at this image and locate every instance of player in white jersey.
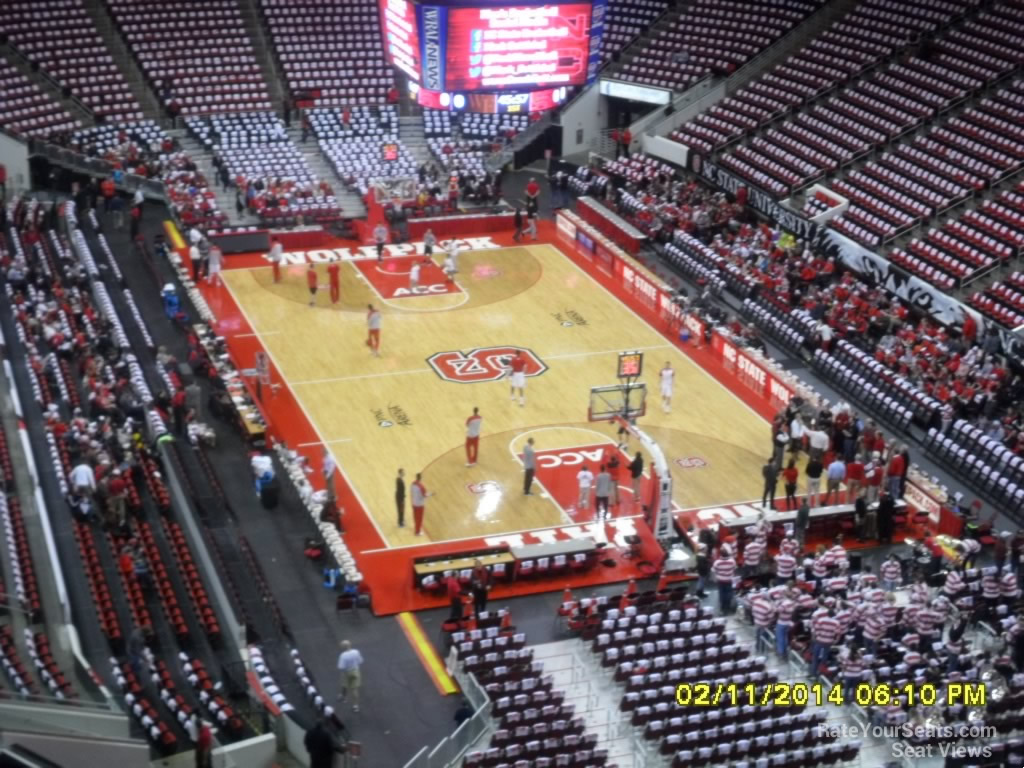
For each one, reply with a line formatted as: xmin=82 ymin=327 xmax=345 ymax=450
xmin=409 ymin=261 xmax=421 ymax=292
xmin=507 ymin=351 xmax=527 ymax=406
xmin=366 ymin=304 xmax=381 ymax=357
xmin=659 ymin=362 xmax=675 ymax=412
xmin=445 ymin=240 xmax=459 ymax=272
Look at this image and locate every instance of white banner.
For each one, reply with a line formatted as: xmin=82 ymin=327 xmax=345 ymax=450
xmin=812 ymin=228 xmax=984 ymax=331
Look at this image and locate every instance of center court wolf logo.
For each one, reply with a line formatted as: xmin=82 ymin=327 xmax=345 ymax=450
xmin=427 ymin=346 xmax=547 ymax=383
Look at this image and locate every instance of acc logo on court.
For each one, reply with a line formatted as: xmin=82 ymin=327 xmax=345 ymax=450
xmin=427 ymin=346 xmax=547 ymax=384
xmin=393 ymin=284 xmax=450 ymax=296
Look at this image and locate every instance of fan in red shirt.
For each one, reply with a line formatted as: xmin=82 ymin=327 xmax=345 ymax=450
xmin=507 ymin=351 xmax=528 ymax=407
xmin=524 ymin=178 xmax=540 ymax=212
xmin=107 ymin=469 xmax=128 ymax=527
xmin=327 ymin=259 xmax=340 ymax=304
xmin=446 ymin=574 xmax=464 ymax=621
xmin=886 ymin=448 xmax=906 ymax=498
xmin=845 ymin=457 xmax=865 ymax=500
xmin=306 ymin=263 xmax=318 ymax=306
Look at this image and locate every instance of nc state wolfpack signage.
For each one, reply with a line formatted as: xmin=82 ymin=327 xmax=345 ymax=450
xmin=268 ymin=236 xmax=499 ymax=265
xmin=427 ymin=346 xmax=547 ymax=384
xmin=698 ymin=160 xmax=818 ymax=241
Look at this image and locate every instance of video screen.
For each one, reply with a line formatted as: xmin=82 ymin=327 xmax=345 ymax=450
xmin=445 ymin=4 xmax=593 ymax=91
xmin=380 ymin=0 xmax=420 ymax=81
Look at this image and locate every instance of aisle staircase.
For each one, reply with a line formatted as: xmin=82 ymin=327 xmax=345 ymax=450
xmin=532 ymin=640 xmax=645 ymax=768
xmin=171 ymin=131 xmax=260 ymax=227
xmin=80 ymin=0 xmax=163 ymax=122
xmin=0 ymin=44 xmax=94 ymax=127
xmin=287 ymin=127 xmax=368 ymax=219
xmin=238 ymin=0 xmax=285 ymax=115
xmin=399 ymin=115 xmax=434 ymax=169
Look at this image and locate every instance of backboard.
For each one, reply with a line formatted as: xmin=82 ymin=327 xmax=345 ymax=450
xmin=588 ymin=383 xmax=646 ymax=421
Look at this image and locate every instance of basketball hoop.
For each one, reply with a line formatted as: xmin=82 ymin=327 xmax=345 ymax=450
xmin=587 ymin=383 xmax=647 ymax=421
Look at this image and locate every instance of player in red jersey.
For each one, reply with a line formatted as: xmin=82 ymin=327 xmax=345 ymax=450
xmin=507 ymin=350 xmax=527 ymax=407
xmin=465 ymin=407 xmax=482 ymax=466
xmin=306 ymin=263 xmax=318 ymax=306
xmin=327 ymin=259 xmax=340 ymax=304
xmin=366 ymin=304 xmax=381 ymax=357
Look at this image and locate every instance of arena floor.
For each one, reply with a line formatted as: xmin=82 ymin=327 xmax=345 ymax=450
xmin=184 ymin=222 xmax=783 ymax=612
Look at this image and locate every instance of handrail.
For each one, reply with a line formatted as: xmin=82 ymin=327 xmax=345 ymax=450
xmin=29 ymin=141 xmax=170 ymax=203
xmin=722 ymin=0 xmax=861 ymax=97
xmin=633 ymin=74 xmax=714 ymax=136
xmin=486 ymin=113 xmax=551 ymax=172
xmin=0 ymin=124 xmax=29 ymax=145
xmin=2 ymin=41 xmax=95 ymax=121
xmin=556 ymin=0 xmax=684 ymax=117
xmin=401 ymin=664 xmax=492 ymax=768
xmin=638 ymin=0 xmax=862 ymax=140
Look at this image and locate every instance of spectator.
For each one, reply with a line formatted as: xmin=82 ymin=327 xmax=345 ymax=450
xmin=524 ymin=209 xmax=538 ymax=241
xmin=761 ymin=457 xmax=778 ymax=510
xmin=805 ymin=456 xmax=823 ymax=507
xmin=864 ymin=451 xmax=883 ymax=505
xmin=824 ymin=456 xmax=847 ymax=506
xmin=446 ymin=573 xmax=463 ymax=622
xmin=373 ymin=222 xmax=388 ymax=262
xmin=806 ymin=425 xmax=830 ymax=462
xmin=469 ymin=559 xmax=490 ymax=617
xmin=880 ymin=554 xmax=902 ymax=591
xmin=795 ymin=499 xmax=810 ymax=548
xmin=743 ymin=533 xmax=766 ymax=580
xmin=336 ymin=641 xmax=364 ymax=712
xmin=846 ymin=454 xmax=865 ymax=500
xmin=781 ymin=458 xmax=799 ymax=510
xmin=750 ymin=589 xmax=775 ymax=653
xmin=594 ymin=465 xmax=612 ymax=520
xmin=70 ymin=459 xmax=96 ymax=497
xmin=453 ymin=699 xmax=473 ymax=729
xmin=809 ymin=608 xmax=840 ymax=677
xmin=885 ymin=447 xmax=906 ymax=499
xmin=840 ymin=649 xmax=864 ymax=703
xmin=695 ymin=542 xmax=710 ymax=598
xmin=524 ymin=177 xmax=540 ymax=214
xmin=877 ymin=492 xmax=895 ymax=544
xmin=713 ymin=544 xmax=737 ymax=615
xmin=775 ymin=587 xmax=796 ymax=657
xmin=629 ymin=451 xmax=644 ymax=504
xmin=304 ymin=720 xmax=341 ymax=768
xmin=129 ymin=203 xmax=142 ymax=239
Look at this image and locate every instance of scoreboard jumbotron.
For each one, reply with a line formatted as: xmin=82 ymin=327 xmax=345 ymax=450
xmin=379 ymin=0 xmax=607 ymax=112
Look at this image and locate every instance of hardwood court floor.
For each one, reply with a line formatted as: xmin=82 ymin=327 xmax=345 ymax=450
xmin=222 ymin=244 xmax=774 ymax=547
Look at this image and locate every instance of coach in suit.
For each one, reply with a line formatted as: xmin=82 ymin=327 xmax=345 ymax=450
xmin=395 ymin=468 xmax=405 ymax=527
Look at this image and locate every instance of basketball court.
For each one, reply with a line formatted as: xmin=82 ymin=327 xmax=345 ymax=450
xmin=179 ymin=222 xmax=782 ymax=614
